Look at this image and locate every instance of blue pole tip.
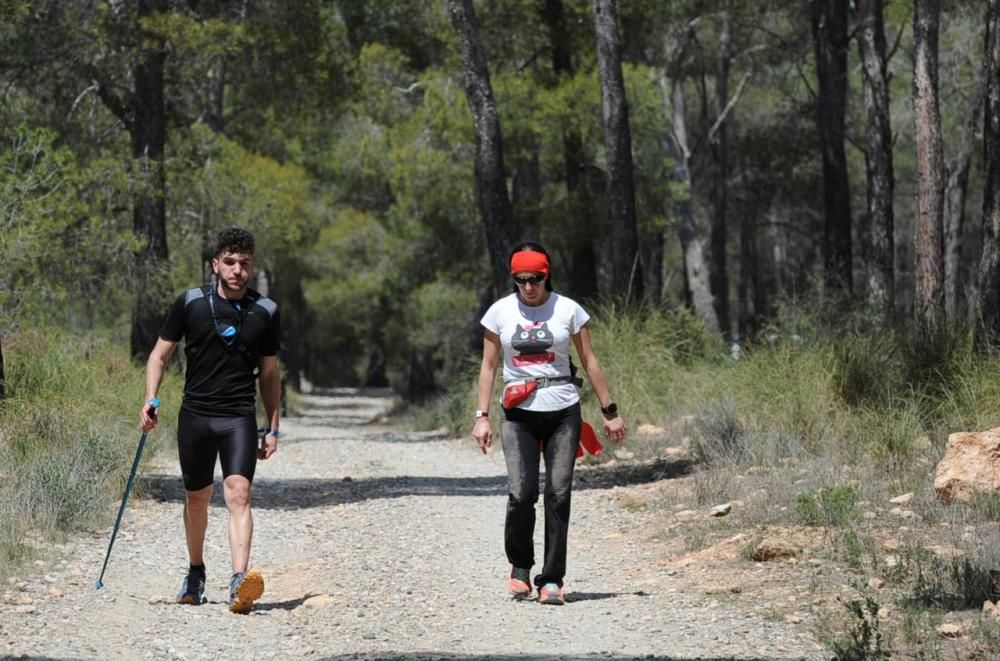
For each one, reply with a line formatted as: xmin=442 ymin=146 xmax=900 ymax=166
xmin=95 ymin=580 xmax=104 ymax=590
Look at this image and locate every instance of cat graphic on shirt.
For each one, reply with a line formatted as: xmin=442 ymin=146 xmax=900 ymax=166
xmin=512 ymin=321 xmax=556 ymax=366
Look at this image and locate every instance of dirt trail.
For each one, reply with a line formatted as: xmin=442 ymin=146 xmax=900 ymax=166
xmin=0 ymin=390 xmax=829 ymax=660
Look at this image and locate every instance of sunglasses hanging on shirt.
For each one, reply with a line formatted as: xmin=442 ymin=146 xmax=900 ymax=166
xmin=207 ymin=286 xmax=247 ymax=348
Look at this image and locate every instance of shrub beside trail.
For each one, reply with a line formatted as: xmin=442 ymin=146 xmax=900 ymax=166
xmin=0 ymin=328 xmax=180 ymax=577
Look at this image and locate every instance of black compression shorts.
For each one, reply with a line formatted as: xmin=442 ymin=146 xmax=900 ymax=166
xmin=177 ymin=409 xmax=258 ymax=491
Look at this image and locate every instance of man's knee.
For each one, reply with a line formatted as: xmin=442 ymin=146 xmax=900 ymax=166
xmin=223 ymin=475 xmax=252 ymax=510
xmin=185 ymin=485 xmax=213 ymax=510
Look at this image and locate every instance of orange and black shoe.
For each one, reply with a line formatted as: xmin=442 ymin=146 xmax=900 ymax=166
xmin=508 ymin=567 xmax=532 ymax=599
xmin=227 ymin=567 xmax=264 ymax=614
xmin=538 ymin=582 xmax=565 ymax=605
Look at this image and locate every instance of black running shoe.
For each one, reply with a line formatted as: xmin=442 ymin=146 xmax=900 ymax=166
xmin=176 ymin=570 xmax=207 ymax=605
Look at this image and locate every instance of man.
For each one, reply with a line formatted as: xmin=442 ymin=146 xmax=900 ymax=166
xmin=140 ymin=227 xmax=281 ymax=614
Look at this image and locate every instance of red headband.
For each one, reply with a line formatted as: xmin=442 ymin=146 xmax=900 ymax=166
xmin=510 ymin=251 xmax=550 ymax=276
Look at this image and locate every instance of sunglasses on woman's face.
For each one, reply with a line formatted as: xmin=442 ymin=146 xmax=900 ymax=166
xmin=513 ymin=274 xmax=546 ymax=286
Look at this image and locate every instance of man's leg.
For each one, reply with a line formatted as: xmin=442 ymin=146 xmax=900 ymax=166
xmin=217 ymin=414 xmax=263 ymax=613
xmin=183 ymin=485 xmax=213 ymax=566
xmin=176 ymin=409 xmax=217 ymax=605
xmin=222 ymin=475 xmax=253 ymax=573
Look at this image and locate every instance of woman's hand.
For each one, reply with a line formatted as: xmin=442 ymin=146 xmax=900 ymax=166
xmin=604 ymin=416 xmax=627 ymax=445
xmin=472 ymin=417 xmax=493 ymax=454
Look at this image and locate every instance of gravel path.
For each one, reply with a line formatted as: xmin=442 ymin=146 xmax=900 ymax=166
xmin=0 ymin=391 xmax=830 ymax=660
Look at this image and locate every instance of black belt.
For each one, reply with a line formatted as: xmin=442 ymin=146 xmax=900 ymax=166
xmin=534 ymin=375 xmax=583 ymax=388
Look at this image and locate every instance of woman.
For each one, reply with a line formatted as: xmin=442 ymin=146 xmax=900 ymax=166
xmin=472 ymin=242 xmax=627 ymax=605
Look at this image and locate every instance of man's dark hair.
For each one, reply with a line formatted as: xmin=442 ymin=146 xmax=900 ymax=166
xmin=215 ymin=227 xmax=255 ymax=257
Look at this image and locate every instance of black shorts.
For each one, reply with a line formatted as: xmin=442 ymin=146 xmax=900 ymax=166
xmin=177 ymin=409 xmax=258 ymax=491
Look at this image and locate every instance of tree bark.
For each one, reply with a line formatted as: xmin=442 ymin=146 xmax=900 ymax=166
xmin=129 ymin=0 xmax=169 ymax=361
xmin=448 ymin=0 xmax=519 ymax=294
xmin=0 ymin=334 xmax=5 ymax=403
xmin=661 ymin=72 xmax=720 ymax=333
xmin=977 ymin=0 xmax=1000 ymax=347
xmin=857 ymin=0 xmax=895 ymax=315
xmin=206 ymin=55 xmax=225 ymax=133
xmin=542 ymin=0 xmax=599 ymax=300
xmin=811 ymin=0 xmax=853 ymax=292
xmin=913 ymin=0 xmax=946 ymax=325
xmin=710 ymin=10 xmax=732 ymax=333
xmin=945 ymin=100 xmax=978 ymax=321
xmin=593 ymin=0 xmax=642 ymax=300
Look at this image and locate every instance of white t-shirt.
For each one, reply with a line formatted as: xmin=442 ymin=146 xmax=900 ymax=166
xmin=480 ymin=292 xmax=590 ymax=412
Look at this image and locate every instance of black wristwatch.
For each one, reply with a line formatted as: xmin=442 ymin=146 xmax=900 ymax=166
xmin=601 ymin=401 xmax=619 ymax=419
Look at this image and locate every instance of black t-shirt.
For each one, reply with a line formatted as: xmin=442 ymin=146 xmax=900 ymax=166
xmin=159 ymin=284 xmax=281 ymax=417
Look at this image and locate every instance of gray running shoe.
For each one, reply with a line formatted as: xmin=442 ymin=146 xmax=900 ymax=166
xmin=228 ymin=568 xmax=264 ymax=614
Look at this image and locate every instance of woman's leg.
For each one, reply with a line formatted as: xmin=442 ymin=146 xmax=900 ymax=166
xmin=501 ymin=408 xmax=542 ymax=570
xmin=537 ymin=404 xmax=581 ymax=587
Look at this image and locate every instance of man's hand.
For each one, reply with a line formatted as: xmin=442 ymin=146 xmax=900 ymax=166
xmin=472 ymin=417 xmax=493 ymax=454
xmin=259 ymin=432 xmax=278 ymax=460
xmin=139 ymin=401 xmax=159 ymax=432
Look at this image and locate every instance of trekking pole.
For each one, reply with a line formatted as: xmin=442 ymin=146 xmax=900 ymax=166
xmin=95 ymin=397 xmax=159 ymax=590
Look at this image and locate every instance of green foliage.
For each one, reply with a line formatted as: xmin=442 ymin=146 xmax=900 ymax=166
xmin=692 ymin=398 xmax=751 ymax=467
xmin=794 ymin=484 xmax=858 ymax=527
xmin=0 ymin=328 xmax=181 ymax=577
xmin=899 ymin=546 xmax=1000 ymax=611
xmin=832 ymin=333 xmax=900 ymax=408
xmin=823 ymin=593 xmax=888 ymax=661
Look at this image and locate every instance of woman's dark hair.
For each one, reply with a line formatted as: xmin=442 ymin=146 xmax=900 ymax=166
xmin=509 ymin=241 xmax=553 ymax=292
xmin=215 ymin=226 xmax=255 ymax=257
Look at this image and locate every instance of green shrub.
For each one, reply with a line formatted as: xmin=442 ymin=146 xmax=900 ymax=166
xmin=794 ymin=484 xmax=858 ymax=527
xmin=903 ymin=547 xmax=1000 ymax=610
xmin=823 ymin=594 xmax=888 ymax=660
xmin=0 ymin=327 xmax=179 ymax=578
xmin=831 ymin=333 xmax=901 ymax=408
xmin=898 ymin=320 xmax=973 ymax=403
xmin=692 ymin=398 xmax=751 ymax=466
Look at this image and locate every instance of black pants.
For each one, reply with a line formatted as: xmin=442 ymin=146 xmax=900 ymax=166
xmin=177 ymin=408 xmax=258 ymax=491
xmin=501 ymin=403 xmax=581 ymax=587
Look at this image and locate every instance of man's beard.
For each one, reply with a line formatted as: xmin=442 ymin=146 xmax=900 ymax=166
xmin=219 ymin=276 xmax=248 ymax=292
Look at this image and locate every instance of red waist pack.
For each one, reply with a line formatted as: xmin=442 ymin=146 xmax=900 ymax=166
xmin=502 ymin=379 xmax=538 ymax=409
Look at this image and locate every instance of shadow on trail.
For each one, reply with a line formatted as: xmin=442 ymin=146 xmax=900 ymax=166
xmin=564 ymin=590 xmax=634 ymax=603
xmin=313 ymin=654 xmax=777 ymax=661
xmin=254 ymin=594 xmax=316 ymax=611
xmin=138 ymin=458 xmax=693 ymax=510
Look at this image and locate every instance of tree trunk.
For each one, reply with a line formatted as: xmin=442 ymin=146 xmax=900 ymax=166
xmin=738 ymin=172 xmax=762 ymax=339
xmin=0 ymin=334 xmax=5 ymax=403
xmin=542 ymin=0 xmax=599 ymax=300
xmin=206 ymin=55 xmax=225 ymax=133
xmin=811 ymin=0 xmax=853 ymax=292
xmin=278 ymin=271 xmax=308 ymax=392
xmin=913 ymin=0 xmax=946 ymax=325
xmin=129 ymin=0 xmax=169 ymax=361
xmin=448 ymin=0 xmax=518 ymax=294
xmin=710 ymin=10 xmax=732 ymax=333
xmin=857 ymin=0 xmax=895 ymax=315
xmin=977 ymin=0 xmax=1000 ymax=347
xmin=945 ymin=100 xmax=978 ymax=321
xmin=363 ymin=295 xmax=390 ymax=388
xmin=661 ymin=73 xmax=720 ymax=333
xmin=593 ymin=0 xmax=642 ymax=300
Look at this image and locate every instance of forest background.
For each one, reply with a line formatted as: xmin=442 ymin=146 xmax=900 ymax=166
xmin=5 ymin=0 xmax=1000 ymax=654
